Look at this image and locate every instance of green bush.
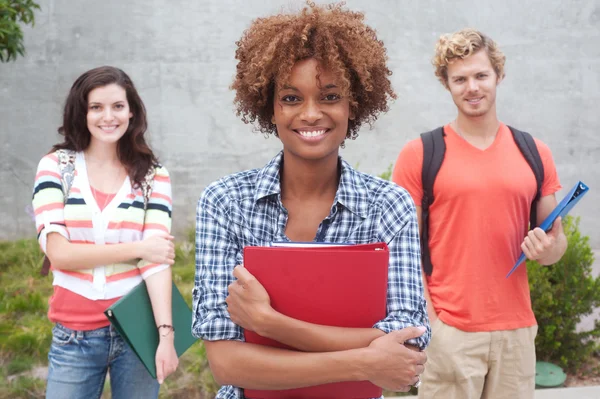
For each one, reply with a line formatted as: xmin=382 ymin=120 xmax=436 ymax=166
xmin=528 ymin=216 xmax=600 ymax=373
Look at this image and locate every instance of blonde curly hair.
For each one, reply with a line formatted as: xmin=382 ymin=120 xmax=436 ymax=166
xmin=432 ymin=28 xmax=506 ymax=89
xmin=231 ymin=2 xmax=396 ymax=139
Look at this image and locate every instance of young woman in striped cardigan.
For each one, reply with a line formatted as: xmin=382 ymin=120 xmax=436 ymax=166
xmin=32 ymin=66 xmax=178 ymax=398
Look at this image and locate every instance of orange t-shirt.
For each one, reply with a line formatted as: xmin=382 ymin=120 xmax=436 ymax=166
xmin=392 ymin=123 xmax=561 ymax=332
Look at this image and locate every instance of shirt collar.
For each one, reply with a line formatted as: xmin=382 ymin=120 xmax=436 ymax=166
xmin=253 ymin=152 xmax=284 ymax=202
xmin=336 ymin=158 xmax=369 ymax=219
xmin=253 ymin=151 xmax=369 ymax=219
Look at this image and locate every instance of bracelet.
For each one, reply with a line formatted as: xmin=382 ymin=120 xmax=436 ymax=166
xmin=157 ymin=324 xmax=175 ymax=337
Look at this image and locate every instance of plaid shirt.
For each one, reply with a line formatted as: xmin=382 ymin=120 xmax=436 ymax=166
xmin=192 ymin=152 xmax=430 ymax=399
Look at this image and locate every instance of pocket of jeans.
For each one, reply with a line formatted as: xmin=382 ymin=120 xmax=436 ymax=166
xmin=51 ymin=325 xmax=75 ymax=347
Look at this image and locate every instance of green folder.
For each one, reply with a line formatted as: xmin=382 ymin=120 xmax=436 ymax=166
xmin=104 ymin=281 xmax=197 ymax=379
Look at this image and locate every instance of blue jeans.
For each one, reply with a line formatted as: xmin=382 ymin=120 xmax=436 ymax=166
xmin=45 ymin=323 xmax=159 ymax=399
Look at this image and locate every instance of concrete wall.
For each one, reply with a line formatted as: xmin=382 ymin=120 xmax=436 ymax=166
xmin=1 ymin=0 xmax=599 ymax=250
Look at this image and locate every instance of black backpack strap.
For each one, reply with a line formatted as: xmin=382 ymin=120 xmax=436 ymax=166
xmin=508 ymin=126 xmax=544 ymax=229
xmin=420 ymin=127 xmax=446 ymax=276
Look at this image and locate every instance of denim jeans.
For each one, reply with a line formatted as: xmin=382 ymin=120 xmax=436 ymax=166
xmin=45 ymin=323 xmax=159 ymax=399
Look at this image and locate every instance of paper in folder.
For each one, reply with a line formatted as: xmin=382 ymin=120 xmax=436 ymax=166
xmin=243 ymin=242 xmax=389 ymax=399
xmin=506 ymin=181 xmax=589 ymax=278
xmin=104 ymin=281 xmax=197 ymax=379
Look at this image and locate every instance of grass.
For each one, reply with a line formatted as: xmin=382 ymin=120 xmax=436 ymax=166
xmin=0 ymin=233 xmax=218 ymax=399
xmin=0 ymin=239 xmax=54 ymax=399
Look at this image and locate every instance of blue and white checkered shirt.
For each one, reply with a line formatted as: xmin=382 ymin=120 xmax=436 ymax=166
xmin=192 ymin=151 xmax=430 ymax=399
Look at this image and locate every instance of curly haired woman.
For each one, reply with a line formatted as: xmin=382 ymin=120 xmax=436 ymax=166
xmin=192 ymin=4 xmax=430 ymax=398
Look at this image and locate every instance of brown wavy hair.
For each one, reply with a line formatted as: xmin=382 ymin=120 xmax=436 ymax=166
xmin=52 ymin=66 xmax=157 ymax=188
xmin=433 ymin=28 xmax=506 ymax=89
xmin=231 ymin=2 xmax=396 ymax=140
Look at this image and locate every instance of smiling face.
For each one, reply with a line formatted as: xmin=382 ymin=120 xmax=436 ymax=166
xmin=446 ymin=50 xmax=501 ymax=119
xmin=86 ymin=83 xmax=133 ymax=146
xmin=273 ymin=58 xmax=352 ymax=163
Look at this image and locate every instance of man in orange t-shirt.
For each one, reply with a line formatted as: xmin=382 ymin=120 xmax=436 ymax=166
xmin=393 ymin=29 xmax=567 ymax=399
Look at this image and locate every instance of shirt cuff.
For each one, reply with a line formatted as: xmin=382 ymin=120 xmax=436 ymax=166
xmin=373 ymin=318 xmax=431 ymax=350
xmin=192 ymin=314 xmax=244 ymax=342
xmin=139 ymin=263 xmax=170 ymax=280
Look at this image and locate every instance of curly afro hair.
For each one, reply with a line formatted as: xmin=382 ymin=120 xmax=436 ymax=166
xmin=231 ymin=2 xmax=396 ymax=140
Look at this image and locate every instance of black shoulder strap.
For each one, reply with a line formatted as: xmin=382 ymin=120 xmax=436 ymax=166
xmin=420 ymin=127 xmax=445 ymax=276
xmin=508 ymin=126 xmax=544 ymax=229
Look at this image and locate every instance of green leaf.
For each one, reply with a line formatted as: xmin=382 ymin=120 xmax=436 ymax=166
xmin=0 ymin=0 xmax=40 ymax=62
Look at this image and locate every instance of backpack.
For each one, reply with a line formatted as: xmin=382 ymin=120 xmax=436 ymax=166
xmin=419 ymin=126 xmax=544 ymax=276
xmin=40 ymin=149 xmax=156 ymax=275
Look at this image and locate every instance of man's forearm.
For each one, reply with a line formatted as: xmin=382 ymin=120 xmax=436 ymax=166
xmin=205 ymin=340 xmax=369 ymax=389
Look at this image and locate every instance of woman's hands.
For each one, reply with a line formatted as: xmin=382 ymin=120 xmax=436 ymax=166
xmin=226 ymin=265 xmax=273 ymax=334
xmin=155 ymin=330 xmax=179 ymax=384
xmin=365 ymin=327 xmax=427 ymax=392
xmin=138 ymin=233 xmax=175 ymax=264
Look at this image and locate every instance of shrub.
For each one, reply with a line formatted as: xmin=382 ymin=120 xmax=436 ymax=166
xmin=528 ymin=216 xmax=600 ymax=373
xmin=0 ymin=0 xmax=41 ymax=62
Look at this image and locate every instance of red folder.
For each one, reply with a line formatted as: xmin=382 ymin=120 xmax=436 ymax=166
xmin=243 ymin=242 xmax=389 ymax=399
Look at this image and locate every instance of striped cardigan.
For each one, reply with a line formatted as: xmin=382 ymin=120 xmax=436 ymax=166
xmin=32 ymin=151 xmax=172 ymax=300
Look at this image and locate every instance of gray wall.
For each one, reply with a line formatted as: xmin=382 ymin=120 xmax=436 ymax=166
xmin=1 ymin=0 xmax=599 ymax=250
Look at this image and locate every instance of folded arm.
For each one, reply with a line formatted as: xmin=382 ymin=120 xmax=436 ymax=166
xmin=38 ymin=162 xmax=175 ymax=271
xmin=46 ymin=232 xmax=143 ymax=270
xmin=204 ymin=328 xmax=425 ymax=391
xmin=226 ymin=264 xmax=386 ymax=352
xmin=205 ymin=339 xmax=365 ymax=389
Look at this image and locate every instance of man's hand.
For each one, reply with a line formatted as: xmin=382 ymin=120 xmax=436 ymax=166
xmin=365 ymin=326 xmax=427 ymax=392
xmin=226 ymin=265 xmax=273 ymax=333
xmin=155 ymin=334 xmax=178 ymax=384
xmin=521 ymin=217 xmax=564 ymax=264
xmin=138 ymin=233 xmax=175 ymax=264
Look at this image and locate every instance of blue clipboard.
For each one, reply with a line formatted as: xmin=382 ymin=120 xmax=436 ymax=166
xmin=506 ymin=181 xmax=589 ymax=278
